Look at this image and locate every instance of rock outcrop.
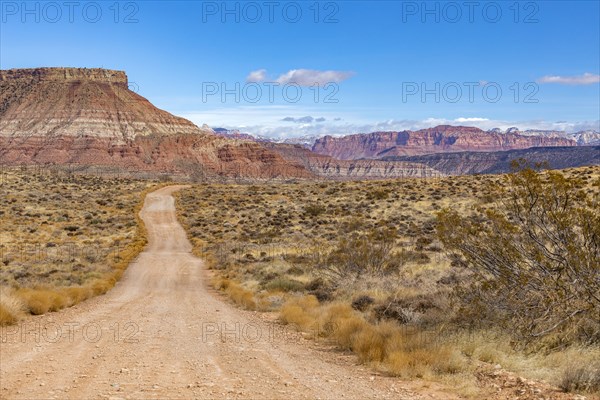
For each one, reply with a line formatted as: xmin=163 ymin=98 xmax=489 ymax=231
xmin=383 ymin=146 xmax=600 ymax=175
xmin=0 ymin=134 xmax=313 ymax=180
xmin=0 ymin=67 xmax=315 ymax=180
xmin=312 ymin=125 xmax=577 ymax=159
xmin=0 ymin=67 xmax=204 ymax=142
xmin=263 ymin=143 xmax=443 ymax=179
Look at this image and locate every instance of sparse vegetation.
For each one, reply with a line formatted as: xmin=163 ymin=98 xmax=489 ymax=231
xmin=438 ymin=164 xmax=600 ymax=347
xmin=176 ymin=165 xmax=600 ymax=396
xmin=279 ymin=295 xmax=464 ymax=378
xmin=560 ymin=361 xmax=600 ymax=393
xmin=0 ymin=166 xmax=153 ymax=323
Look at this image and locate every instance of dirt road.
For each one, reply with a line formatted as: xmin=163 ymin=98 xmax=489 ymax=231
xmin=1 ymin=186 xmax=444 ymax=399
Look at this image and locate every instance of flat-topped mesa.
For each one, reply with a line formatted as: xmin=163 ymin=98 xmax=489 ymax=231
xmin=0 ymin=67 xmax=206 ymax=141
xmin=0 ymin=67 xmax=128 ymax=85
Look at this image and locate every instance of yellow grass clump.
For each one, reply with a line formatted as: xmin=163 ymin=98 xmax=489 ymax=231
xmin=0 ymin=288 xmax=25 ymax=325
xmin=280 ymin=295 xmax=320 ymax=331
xmin=15 ymin=288 xmax=67 ymax=315
xmin=279 ymin=295 xmax=466 ymax=377
xmin=214 ymin=278 xmax=257 ymax=310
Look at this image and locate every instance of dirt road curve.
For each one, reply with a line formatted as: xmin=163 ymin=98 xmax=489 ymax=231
xmin=1 ymin=186 xmax=450 ymax=400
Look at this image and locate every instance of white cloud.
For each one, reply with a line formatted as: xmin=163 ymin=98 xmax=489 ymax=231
xmin=275 ymin=69 xmax=354 ymax=86
xmin=537 ymin=73 xmax=600 ymax=85
xmin=245 ymin=69 xmax=354 ymax=87
xmin=454 ymin=117 xmax=490 ymax=123
xmin=246 ymin=69 xmax=267 ymax=83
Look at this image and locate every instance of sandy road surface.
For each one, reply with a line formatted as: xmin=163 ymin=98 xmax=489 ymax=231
xmin=0 ymin=186 xmax=452 ymax=400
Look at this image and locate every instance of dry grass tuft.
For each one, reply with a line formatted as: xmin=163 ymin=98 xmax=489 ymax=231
xmin=226 ymin=284 xmax=257 ymax=310
xmin=62 ymin=286 xmax=93 ymax=305
xmin=16 ymin=288 xmax=68 ymax=315
xmin=383 ymin=327 xmax=464 ymax=378
xmin=0 ymin=288 xmax=25 ymax=325
xmin=90 ymin=279 xmax=113 ymax=296
xmin=560 ymin=361 xmax=600 ymax=393
xmin=352 ymin=325 xmax=386 ymax=362
xmin=279 ymin=295 xmax=465 ymax=377
xmin=280 ymin=295 xmax=320 ymax=331
xmin=213 ymin=278 xmax=257 ymax=310
xmin=0 ymin=304 xmax=19 ymax=326
xmin=328 ymin=312 xmax=368 ymax=350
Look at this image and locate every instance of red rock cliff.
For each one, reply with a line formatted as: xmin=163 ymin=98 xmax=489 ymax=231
xmin=0 ymin=67 xmax=203 ymax=142
xmin=312 ymin=125 xmax=577 ymax=159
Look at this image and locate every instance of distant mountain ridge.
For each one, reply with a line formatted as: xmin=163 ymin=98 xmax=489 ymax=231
xmin=382 ymin=146 xmax=599 ymax=175
xmin=496 ymin=127 xmax=600 ymax=146
xmin=213 ymin=126 xmax=599 ymax=158
xmin=311 ymin=125 xmax=577 ymax=159
xmin=213 ymin=128 xmax=320 ymax=148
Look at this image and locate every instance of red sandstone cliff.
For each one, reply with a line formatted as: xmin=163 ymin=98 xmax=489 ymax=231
xmin=0 ymin=68 xmax=314 ymax=180
xmin=0 ymin=68 xmax=203 ymax=141
xmin=311 ymin=125 xmax=577 ymax=159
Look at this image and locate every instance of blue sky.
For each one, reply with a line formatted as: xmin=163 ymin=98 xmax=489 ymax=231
xmin=1 ymin=0 xmax=599 ymax=137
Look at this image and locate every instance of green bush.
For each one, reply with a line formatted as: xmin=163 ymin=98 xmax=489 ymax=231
xmin=265 ymin=277 xmax=305 ymax=292
xmin=437 ymin=164 xmax=600 ymax=346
